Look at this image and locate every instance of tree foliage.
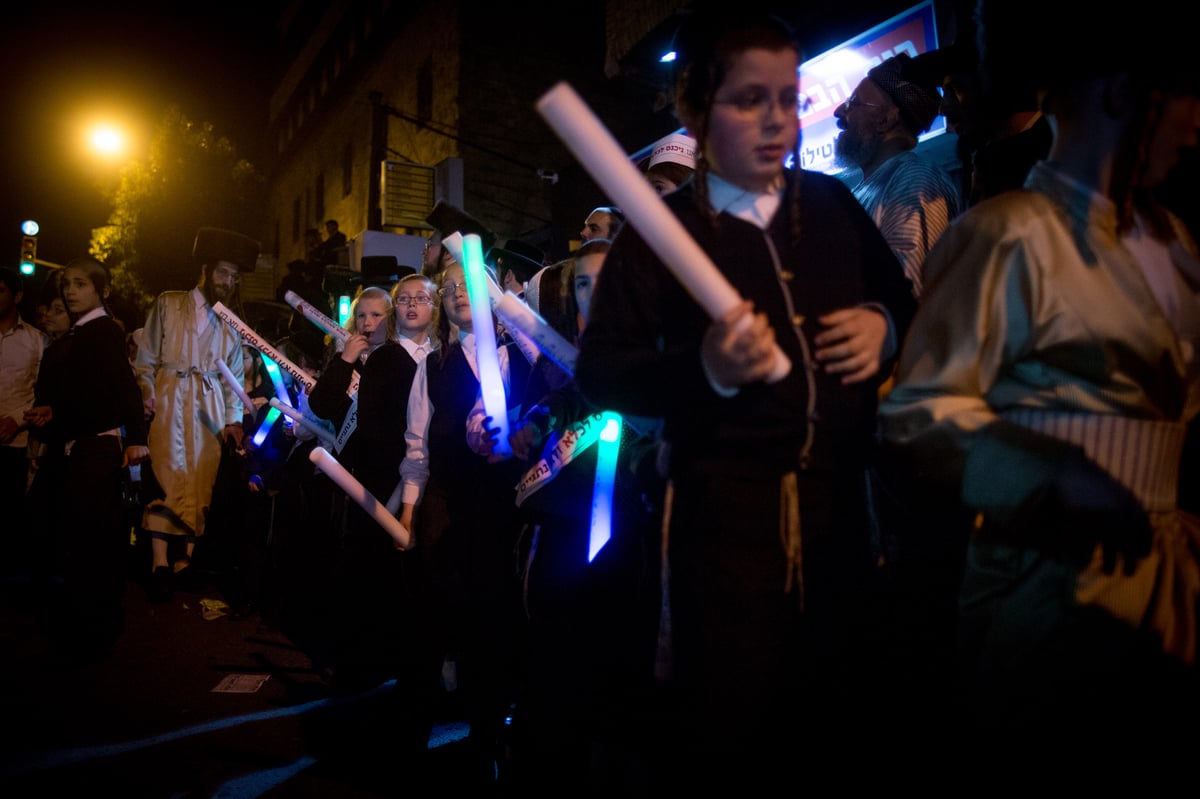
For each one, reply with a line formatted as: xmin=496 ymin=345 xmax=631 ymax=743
xmin=91 ymin=105 xmax=265 ymax=325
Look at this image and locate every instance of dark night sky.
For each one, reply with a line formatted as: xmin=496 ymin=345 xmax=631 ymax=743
xmin=0 ymin=1 xmax=277 ymax=272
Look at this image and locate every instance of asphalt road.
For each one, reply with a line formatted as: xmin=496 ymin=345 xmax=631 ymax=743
xmin=0 ymin=565 xmax=477 ymax=798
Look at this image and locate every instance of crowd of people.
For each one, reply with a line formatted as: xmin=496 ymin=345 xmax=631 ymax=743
xmin=4 ymin=2 xmax=1200 ymax=793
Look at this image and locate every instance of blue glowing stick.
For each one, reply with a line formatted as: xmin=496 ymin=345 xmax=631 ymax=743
xmin=461 ymin=233 xmax=511 ymax=459
xmin=589 ymin=412 xmax=622 ymax=562
xmin=251 ymin=406 xmax=282 ymax=447
xmin=261 ymin=356 xmax=293 ymax=406
xmin=261 ymin=355 xmax=294 ymax=429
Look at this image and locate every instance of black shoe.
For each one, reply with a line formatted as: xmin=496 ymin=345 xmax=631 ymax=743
xmin=147 ymin=567 xmax=173 ymax=603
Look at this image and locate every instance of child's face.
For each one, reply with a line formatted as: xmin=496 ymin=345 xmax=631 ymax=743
xmin=242 ymin=347 xmax=260 ymax=379
xmin=355 ymin=296 xmax=390 ymax=343
xmin=61 ymin=267 xmax=103 ymax=316
xmin=394 ymin=281 xmax=435 ymax=335
xmin=438 ymin=265 xmax=473 ymax=332
xmin=573 ymin=252 xmax=606 ymax=326
xmin=701 ymin=46 xmax=799 ymax=193
xmin=43 ymin=298 xmax=70 ymax=337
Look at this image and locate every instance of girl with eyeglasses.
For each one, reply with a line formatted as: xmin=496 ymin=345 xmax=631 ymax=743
xmin=390 ymin=273 xmax=439 ymax=363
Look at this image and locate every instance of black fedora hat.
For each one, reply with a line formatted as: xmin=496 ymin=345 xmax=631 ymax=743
xmin=361 ymin=255 xmax=401 ymax=284
xmin=193 ymin=227 xmax=260 ymax=273
xmin=425 ymin=201 xmax=497 ymax=253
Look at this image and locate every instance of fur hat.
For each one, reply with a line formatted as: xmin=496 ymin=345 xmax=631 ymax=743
xmin=193 ymin=227 xmax=260 ymax=273
xmin=867 ymin=53 xmax=944 ymax=136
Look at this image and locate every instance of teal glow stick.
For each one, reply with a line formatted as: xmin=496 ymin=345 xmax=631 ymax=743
xmin=261 ymin=356 xmax=293 ymax=407
xmin=461 ymin=233 xmax=511 ymax=459
xmin=261 ymin=355 xmax=294 ymax=433
xmin=251 ymin=406 xmax=282 ymax=447
xmin=589 ymin=411 xmax=622 ymax=562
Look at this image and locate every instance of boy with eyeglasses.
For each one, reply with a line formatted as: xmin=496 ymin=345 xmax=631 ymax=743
xmin=573 ymin=9 xmax=915 ymax=787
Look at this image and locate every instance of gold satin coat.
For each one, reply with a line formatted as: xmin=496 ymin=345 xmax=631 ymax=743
xmin=880 ymin=161 xmax=1200 ymax=662
xmin=134 ymin=289 xmax=245 ymax=539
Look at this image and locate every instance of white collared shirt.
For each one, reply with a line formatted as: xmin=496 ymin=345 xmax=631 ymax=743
xmin=0 ymin=315 xmax=47 ymax=449
xmin=397 ymin=333 xmax=435 ymax=363
xmin=72 ymin=306 xmax=109 ymax=329
xmin=706 ymin=172 xmax=783 ymax=229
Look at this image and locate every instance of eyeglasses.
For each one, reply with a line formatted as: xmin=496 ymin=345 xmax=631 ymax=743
xmin=213 ymin=266 xmax=241 ymax=284
xmin=438 ymin=281 xmax=468 ymax=297
xmin=843 ymin=94 xmax=882 ymax=111
xmin=395 ymin=294 xmax=434 ymax=307
xmin=714 ymin=89 xmax=808 ymax=117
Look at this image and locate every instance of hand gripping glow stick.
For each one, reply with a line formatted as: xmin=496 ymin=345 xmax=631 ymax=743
xmin=589 ymin=411 xmax=622 ymax=563
xmin=537 ymin=82 xmax=790 ymax=382
xmin=251 ymin=355 xmax=294 ymax=444
xmin=212 ymin=302 xmax=317 ymax=393
xmin=443 ymin=232 xmax=542 ymax=367
xmin=284 ymin=290 xmax=350 ymax=346
xmin=269 ymin=397 xmax=338 ymax=450
xmin=461 ymin=233 xmax=512 ymax=459
xmin=216 ymin=358 xmax=255 ymax=417
xmin=216 ymin=356 xmax=280 ymax=447
xmin=309 ymin=445 xmax=412 ymax=549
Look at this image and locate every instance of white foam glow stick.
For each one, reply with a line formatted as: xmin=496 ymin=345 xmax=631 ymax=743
xmin=537 ymin=82 xmax=790 ymax=382
xmin=216 ymin=358 xmax=254 ymax=416
xmin=493 ymin=291 xmax=578 ymax=374
xmin=269 ymin=397 xmax=338 ymax=450
xmin=212 ymin=302 xmax=317 ymax=392
xmin=461 ymin=233 xmax=512 ymax=459
xmin=309 ymin=446 xmax=412 ymax=549
xmin=284 ymin=290 xmax=350 ymax=346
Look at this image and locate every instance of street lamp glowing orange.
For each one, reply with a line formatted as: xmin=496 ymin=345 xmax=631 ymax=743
xmin=88 ymin=124 xmax=127 ymax=158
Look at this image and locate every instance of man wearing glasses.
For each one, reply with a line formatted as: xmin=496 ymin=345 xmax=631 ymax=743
xmin=834 ymin=53 xmax=962 ymax=298
xmin=133 ymin=226 xmax=260 ymax=601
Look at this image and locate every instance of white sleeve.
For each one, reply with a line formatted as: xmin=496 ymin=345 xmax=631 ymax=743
xmin=399 ymin=357 xmax=431 ymax=506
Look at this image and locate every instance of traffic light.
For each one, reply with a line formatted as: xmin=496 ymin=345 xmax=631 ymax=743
xmin=19 ymin=235 xmax=37 ymax=275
